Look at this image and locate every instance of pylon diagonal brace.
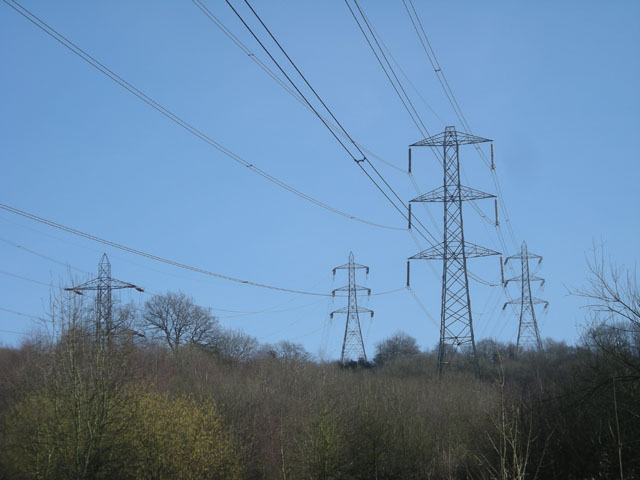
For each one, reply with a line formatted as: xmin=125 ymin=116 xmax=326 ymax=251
xmin=410 ymin=185 xmax=495 ymax=203
xmin=410 ymin=241 xmax=500 ymax=260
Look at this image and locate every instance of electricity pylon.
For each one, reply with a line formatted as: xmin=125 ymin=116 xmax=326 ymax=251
xmin=503 ymin=241 xmax=548 ymax=352
xmin=408 ymin=126 xmax=500 ymax=375
xmin=330 ymin=251 xmax=373 ymax=364
xmin=65 ymin=253 xmax=143 ymax=340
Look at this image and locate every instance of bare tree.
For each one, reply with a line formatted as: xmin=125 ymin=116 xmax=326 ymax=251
xmin=578 ymin=248 xmax=640 ymax=328
xmin=576 ymin=248 xmax=640 ymax=379
xmin=140 ymin=291 xmax=218 ymax=352
xmin=258 ymin=341 xmax=312 ymax=363
xmin=373 ymin=331 xmax=420 ymax=365
xmin=209 ymin=328 xmax=258 ymax=362
xmin=1 ymin=287 xmax=139 ymax=478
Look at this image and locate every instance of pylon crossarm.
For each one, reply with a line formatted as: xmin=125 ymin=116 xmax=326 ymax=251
xmin=410 ymin=241 xmax=500 ymax=260
xmin=503 ymin=297 xmax=549 ymax=310
xmin=505 ymin=253 xmax=543 ymax=264
xmin=504 ymin=275 xmax=545 ymax=286
xmin=410 ymin=185 xmax=495 ymax=203
xmin=64 ymin=288 xmax=85 ymax=295
xmin=332 ymin=284 xmax=371 ymax=296
xmin=503 ymin=297 xmax=521 ymax=309
xmin=503 ymin=276 xmax=517 ymax=286
xmin=331 ymin=306 xmax=373 ymax=315
xmin=410 ymin=130 xmax=491 ymax=147
xmin=531 ymin=297 xmax=550 ymax=308
xmin=332 ymin=284 xmax=370 ymax=292
xmin=64 ymin=278 xmax=142 ymax=292
xmin=65 ymin=278 xmax=101 ymax=290
xmin=333 ymin=263 xmax=369 ymax=274
xmin=464 ymin=242 xmax=501 ymax=258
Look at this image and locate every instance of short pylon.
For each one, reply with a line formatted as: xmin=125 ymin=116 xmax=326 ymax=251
xmin=65 ymin=253 xmax=144 ymax=340
xmin=330 ymin=252 xmax=373 ymax=364
xmin=503 ymin=241 xmax=548 ymax=352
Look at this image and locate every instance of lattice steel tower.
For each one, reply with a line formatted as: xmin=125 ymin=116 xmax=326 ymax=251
xmin=408 ymin=126 xmax=499 ymax=374
xmin=330 ymin=251 xmax=373 ymax=364
xmin=65 ymin=253 xmax=143 ymax=340
xmin=503 ymin=241 xmax=548 ymax=352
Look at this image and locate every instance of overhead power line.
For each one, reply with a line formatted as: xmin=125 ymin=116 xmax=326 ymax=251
xmin=345 ymin=0 xmax=429 ymax=138
xmin=194 ymin=2 xmax=448 ymax=332
xmin=2 ymin=0 xmax=403 ymax=232
xmin=194 ymin=0 xmax=440 ymax=248
xmin=0 ymin=203 xmax=331 ymax=296
xmin=0 ymin=269 xmax=53 ymax=288
xmin=0 ymin=240 xmax=325 ymax=317
xmin=406 ymin=286 xmax=438 ymax=328
xmin=348 ymin=0 xmax=495 ymax=248
xmin=344 ymin=0 xmax=445 ymax=237
xmin=223 ymin=0 xmax=440 ymax=248
xmin=0 ymin=236 xmax=89 ymax=274
xmin=0 ymin=328 xmax=31 ymax=336
xmin=0 ymin=306 xmax=43 ymax=321
xmin=0 ymin=203 xmax=406 ymax=298
xmin=0 ymin=260 xmax=398 ymax=327
xmin=192 ymin=0 xmax=407 ymax=174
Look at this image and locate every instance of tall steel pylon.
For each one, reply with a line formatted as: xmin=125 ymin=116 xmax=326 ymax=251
xmin=503 ymin=241 xmax=548 ymax=352
xmin=65 ymin=253 xmax=143 ymax=340
xmin=330 ymin=251 xmax=373 ymax=364
xmin=408 ymin=126 xmax=500 ymax=374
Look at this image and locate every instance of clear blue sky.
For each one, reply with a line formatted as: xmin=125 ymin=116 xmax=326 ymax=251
xmin=1 ymin=1 xmax=639 ymax=358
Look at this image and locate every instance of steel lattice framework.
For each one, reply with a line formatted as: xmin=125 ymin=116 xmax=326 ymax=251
xmin=503 ymin=241 xmax=548 ymax=352
xmin=409 ymin=126 xmax=499 ymax=374
xmin=330 ymin=252 xmax=373 ymax=364
xmin=65 ymin=253 xmax=143 ymax=340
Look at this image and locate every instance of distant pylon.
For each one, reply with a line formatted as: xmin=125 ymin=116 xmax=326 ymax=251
xmin=330 ymin=252 xmax=373 ymax=364
xmin=408 ymin=126 xmax=500 ymax=375
xmin=65 ymin=253 xmax=144 ymax=340
xmin=503 ymin=241 xmax=548 ymax=352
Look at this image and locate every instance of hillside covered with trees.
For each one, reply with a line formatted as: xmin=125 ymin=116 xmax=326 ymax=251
xmin=0 ymin=256 xmax=638 ymax=479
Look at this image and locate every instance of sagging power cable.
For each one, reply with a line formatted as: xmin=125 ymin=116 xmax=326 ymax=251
xmin=0 ymin=203 xmax=407 ymax=298
xmin=224 ymin=0 xmax=440 ymax=248
xmin=3 ymin=0 xmax=402 ymax=232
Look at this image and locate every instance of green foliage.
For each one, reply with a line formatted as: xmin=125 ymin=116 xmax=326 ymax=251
xmin=124 ymin=392 xmax=243 ymax=479
xmin=298 ymin=403 xmax=348 ymax=479
xmin=2 ymin=390 xmax=243 ymax=479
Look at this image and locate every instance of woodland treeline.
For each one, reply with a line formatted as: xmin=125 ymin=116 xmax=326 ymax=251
xmin=0 ymin=255 xmax=638 ymax=479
